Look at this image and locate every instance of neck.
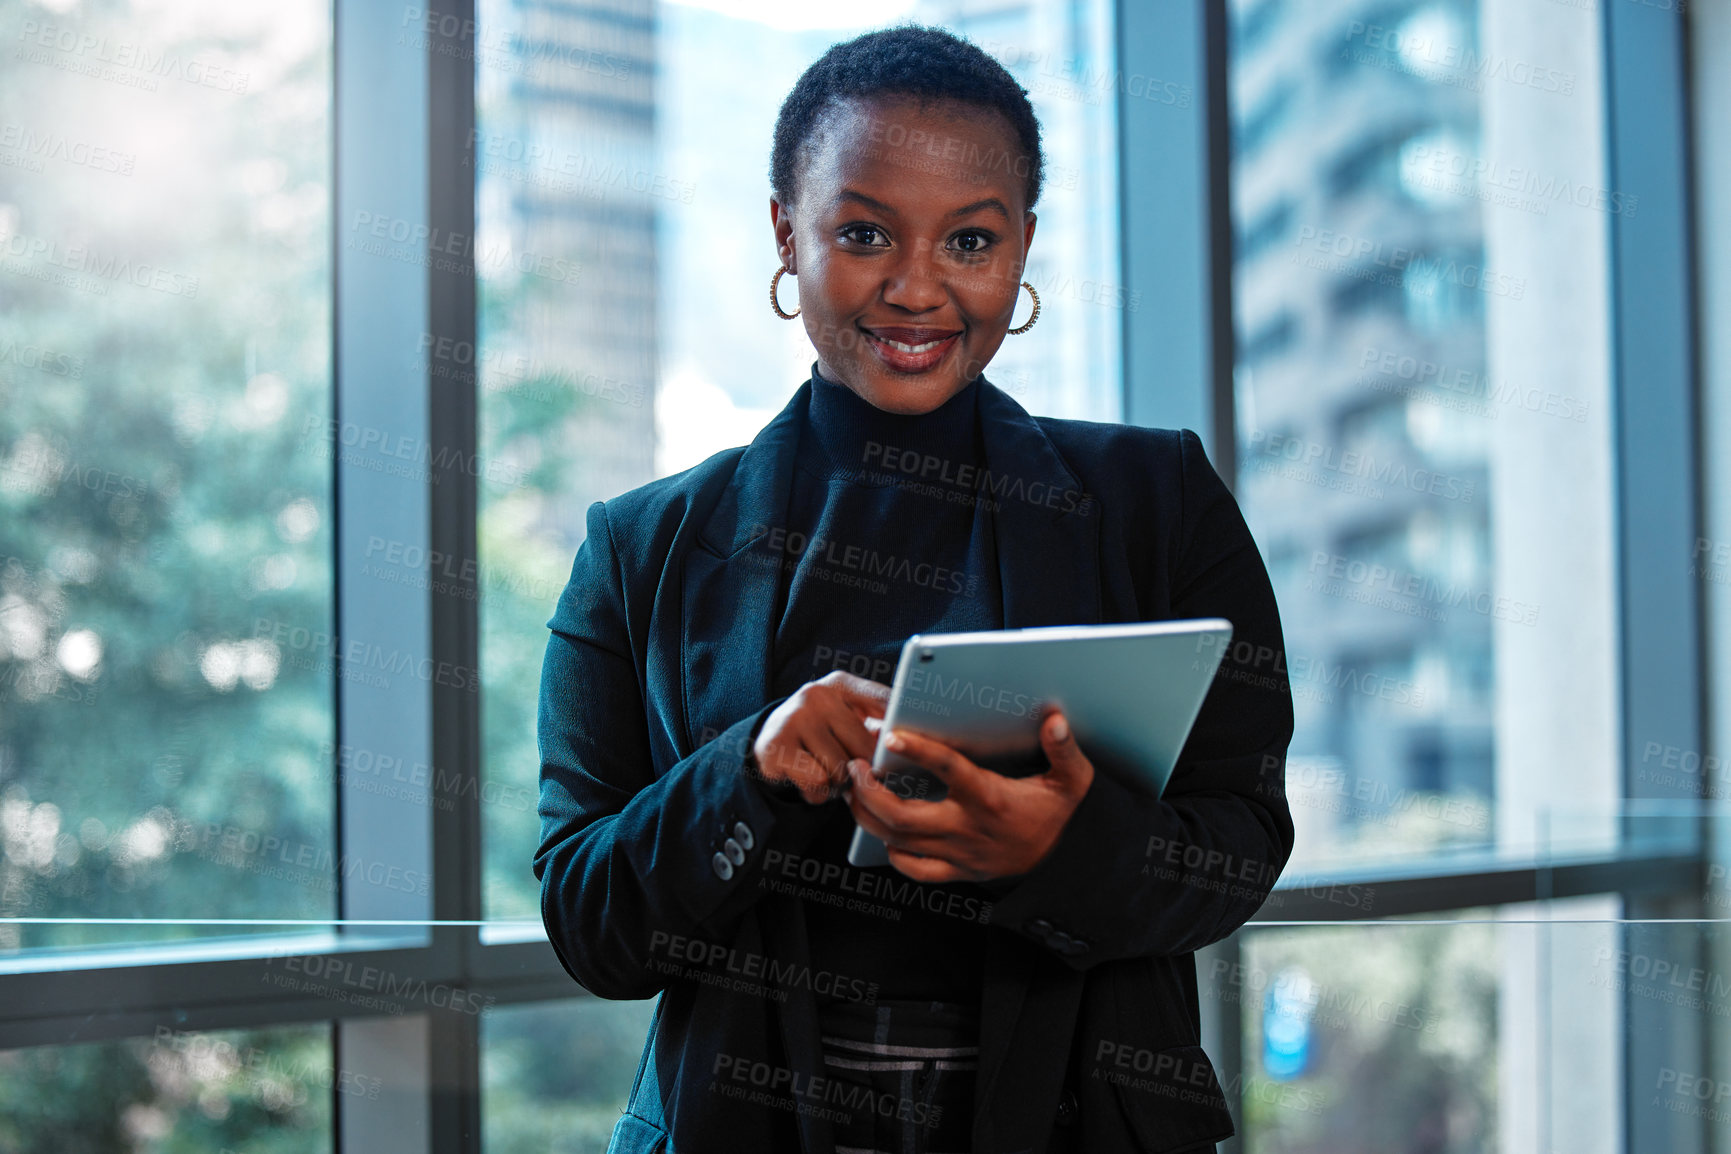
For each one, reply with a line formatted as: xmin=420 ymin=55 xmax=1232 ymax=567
xmin=804 ymin=363 xmax=981 ymax=473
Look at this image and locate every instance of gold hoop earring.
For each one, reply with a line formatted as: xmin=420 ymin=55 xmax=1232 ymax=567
xmin=770 ymin=266 xmax=800 ymax=319
xmin=1008 ymin=280 xmax=1040 ymax=335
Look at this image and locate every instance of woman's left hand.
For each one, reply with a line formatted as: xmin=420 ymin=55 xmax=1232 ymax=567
xmin=844 ymin=710 xmax=1095 ymax=883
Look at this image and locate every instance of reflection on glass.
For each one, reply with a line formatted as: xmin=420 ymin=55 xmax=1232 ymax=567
xmin=1238 ymin=919 xmax=1499 ymax=1151
xmin=478 ymin=1 xmax=1121 ymax=920
xmin=482 ymin=996 xmax=658 ymax=1153
xmin=0 ymin=1 xmax=334 ymax=950
xmin=1226 ymin=0 xmax=1615 ymax=872
xmin=0 ymin=1023 xmax=331 ymax=1151
xmin=1234 ymin=900 xmax=1678 ymax=1153
xmin=473 ymin=0 xmax=661 ymax=924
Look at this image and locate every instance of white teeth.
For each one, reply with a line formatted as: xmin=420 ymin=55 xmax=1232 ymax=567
xmin=880 ymin=336 xmax=946 ymax=354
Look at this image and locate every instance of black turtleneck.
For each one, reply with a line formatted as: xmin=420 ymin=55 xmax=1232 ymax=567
xmin=763 ymin=365 xmax=1003 ymax=1006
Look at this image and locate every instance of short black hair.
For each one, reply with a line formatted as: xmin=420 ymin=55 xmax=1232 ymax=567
xmin=770 ymin=25 xmax=1044 ymax=210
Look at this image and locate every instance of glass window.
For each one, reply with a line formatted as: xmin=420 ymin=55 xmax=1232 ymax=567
xmin=482 ymin=996 xmax=658 ymax=1153
xmin=1227 ymin=0 xmax=1617 ymax=874
xmin=478 ymin=0 xmax=1122 ymax=921
xmin=1234 ymin=917 xmax=1500 ymax=1150
xmin=0 ymin=1023 xmax=332 ymax=1151
xmin=1231 ymin=901 xmax=1623 ymax=1154
xmin=0 ymin=4 xmax=1704 ymax=1151
xmin=0 ymin=0 xmax=334 ymax=950
xmin=472 ymin=0 xmax=659 ymax=923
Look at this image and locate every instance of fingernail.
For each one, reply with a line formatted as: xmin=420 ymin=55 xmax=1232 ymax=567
xmin=885 ymin=731 xmax=906 ymax=752
xmin=1050 ymin=715 xmax=1069 ymax=742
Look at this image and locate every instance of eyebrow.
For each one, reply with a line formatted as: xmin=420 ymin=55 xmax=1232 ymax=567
xmin=946 ymin=196 xmax=1012 ymax=221
xmin=836 ymin=189 xmax=1012 ymax=221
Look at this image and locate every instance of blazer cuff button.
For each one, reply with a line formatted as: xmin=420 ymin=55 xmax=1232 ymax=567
xmin=723 ymin=838 xmax=746 ymax=866
xmin=711 ymin=851 xmax=735 ymax=881
xmin=733 ymin=821 xmax=755 ymax=851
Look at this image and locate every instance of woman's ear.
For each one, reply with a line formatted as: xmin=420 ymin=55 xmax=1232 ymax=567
xmin=770 ymin=198 xmax=797 ymax=273
xmin=1022 ymin=210 xmax=1037 ymax=255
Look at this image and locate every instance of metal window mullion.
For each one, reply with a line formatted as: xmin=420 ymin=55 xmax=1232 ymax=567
xmin=1600 ymin=1 xmax=1707 ymax=1150
xmin=333 ymin=0 xmax=441 ymax=1148
xmin=1258 ymin=852 xmax=1702 ymax=922
xmin=333 ymin=0 xmax=434 ymax=937
xmin=426 ymin=1 xmax=482 ymax=1151
xmin=0 ymin=940 xmax=451 ymax=1049
xmin=1119 ymin=0 xmax=1243 ymax=1141
xmin=1201 ymin=0 xmax=1237 ymax=483
xmin=1117 ymin=0 xmax=1231 ymax=461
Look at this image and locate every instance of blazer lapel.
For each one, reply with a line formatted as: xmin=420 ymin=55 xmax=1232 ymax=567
xmin=679 ymin=381 xmax=809 ymax=755
xmin=972 ymin=381 xmax=1103 ymax=1141
xmin=679 ymin=379 xmax=838 ymax=1152
xmin=976 ymin=380 xmax=1103 ymax=630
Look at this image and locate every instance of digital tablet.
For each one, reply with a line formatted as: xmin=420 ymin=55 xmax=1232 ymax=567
xmin=847 ymin=617 xmax=1234 ymax=868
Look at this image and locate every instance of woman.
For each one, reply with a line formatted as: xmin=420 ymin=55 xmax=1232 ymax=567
xmin=535 ymin=25 xmax=1294 ymax=1154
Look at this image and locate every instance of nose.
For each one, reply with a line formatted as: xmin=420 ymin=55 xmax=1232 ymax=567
xmin=879 ymin=240 xmax=949 ymax=313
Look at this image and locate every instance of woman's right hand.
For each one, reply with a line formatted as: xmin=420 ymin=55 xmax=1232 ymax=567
xmin=750 ymin=671 xmax=890 ymax=803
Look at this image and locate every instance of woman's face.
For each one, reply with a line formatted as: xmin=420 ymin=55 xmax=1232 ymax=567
xmin=771 ymin=96 xmax=1037 ymax=415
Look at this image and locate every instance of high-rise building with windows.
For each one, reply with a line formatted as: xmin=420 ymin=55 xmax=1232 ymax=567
xmin=1229 ymin=0 xmax=1498 ymax=863
xmin=916 ymin=0 xmax=1122 ymax=423
xmin=476 ymin=0 xmax=660 ymax=543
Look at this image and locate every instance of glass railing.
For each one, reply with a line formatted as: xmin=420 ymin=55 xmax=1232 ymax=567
xmin=1 ymin=801 xmax=1724 ymax=958
xmin=4 ymin=914 xmax=1728 ymax=1152
xmin=1225 ymin=911 xmax=1731 ymax=1152
xmin=3 ymin=801 xmax=1731 ymax=1152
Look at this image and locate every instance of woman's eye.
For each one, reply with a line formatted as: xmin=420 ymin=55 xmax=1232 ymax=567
xmin=949 ymin=230 xmax=993 ymax=254
xmin=842 ymin=225 xmax=889 ymax=247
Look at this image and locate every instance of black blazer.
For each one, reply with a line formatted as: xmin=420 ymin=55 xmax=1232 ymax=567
xmin=535 ymin=377 xmax=1295 ymax=1154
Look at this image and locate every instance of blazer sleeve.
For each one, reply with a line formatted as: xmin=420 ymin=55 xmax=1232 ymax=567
xmin=534 ymin=499 xmax=834 ymax=1000
xmin=983 ymin=428 xmax=1296 ymax=967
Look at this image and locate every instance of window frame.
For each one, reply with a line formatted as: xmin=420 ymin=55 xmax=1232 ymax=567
xmin=1167 ymin=1 xmax=1709 ymax=1150
xmin=0 ymin=3 xmax=1712 ymax=1153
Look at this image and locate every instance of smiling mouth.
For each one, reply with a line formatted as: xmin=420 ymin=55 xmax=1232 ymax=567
xmin=881 ymin=334 xmax=949 ymax=353
xmin=860 ymin=326 xmax=962 ymax=373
